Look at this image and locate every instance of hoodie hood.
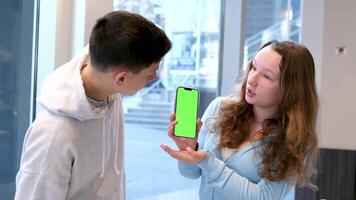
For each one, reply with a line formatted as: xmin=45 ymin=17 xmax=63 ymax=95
xmin=37 ymin=47 xmax=113 ymax=121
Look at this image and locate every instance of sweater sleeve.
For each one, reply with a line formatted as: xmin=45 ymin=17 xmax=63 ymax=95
xmin=15 ymin=118 xmax=76 ymax=200
xmin=178 ymin=97 xmax=225 ymax=179
xmin=197 ymin=151 xmax=293 ymax=200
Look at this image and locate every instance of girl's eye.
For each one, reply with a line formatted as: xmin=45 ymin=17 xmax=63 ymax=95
xmin=264 ymin=75 xmax=272 ymax=80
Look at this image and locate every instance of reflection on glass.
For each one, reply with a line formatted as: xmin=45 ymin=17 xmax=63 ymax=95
xmin=243 ymin=0 xmax=302 ymax=65
xmin=115 ymin=0 xmax=221 ymax=90
xmin=0 ymin=0 xmax=35 ymax=199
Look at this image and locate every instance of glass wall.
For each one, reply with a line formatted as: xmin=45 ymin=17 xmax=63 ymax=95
xmin=243 ymin=0 xmax=302 ymax=65
xmin=0 ymin=0 xmax=36 ymax=199
xmin=115 ymin=0 xmax=221 ymax=111
xmin=114 ymin=0 xmax=222 ymax=199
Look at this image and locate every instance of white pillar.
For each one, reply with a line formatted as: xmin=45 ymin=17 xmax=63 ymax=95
xmin=55 ymin=0 xmax=113 ymax=67
xmin=219 ymin=0 xmax=246 ymax=96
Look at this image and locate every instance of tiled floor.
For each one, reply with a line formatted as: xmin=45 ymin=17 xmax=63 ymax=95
xmin=125 ymin=123 xmax=200 ymax=200
xmin=136 ymin=188 xmax=199 ymax=200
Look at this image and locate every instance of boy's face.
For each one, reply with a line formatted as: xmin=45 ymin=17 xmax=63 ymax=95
xmin=119 ymin=62 xmax=160 ymax=95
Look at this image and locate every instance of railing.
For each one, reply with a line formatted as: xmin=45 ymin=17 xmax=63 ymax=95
xmin=134 ymin=78 xmax=170 ymax=105
xmin=136 ymin=78 xmax=162 ymax=98
xmin=244 ymin=13 xmax=301 ymax=64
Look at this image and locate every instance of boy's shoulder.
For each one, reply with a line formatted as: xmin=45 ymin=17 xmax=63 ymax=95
xmin=30 ymin=111 xmax=81 ymax=138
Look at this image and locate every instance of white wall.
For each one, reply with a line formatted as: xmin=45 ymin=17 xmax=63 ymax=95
xmin=36 ymin=0 xmax=113 ymax=115
xmin=55 ymin=0 xmax=74 ymax=68
xmin=36 ymin=0 xmax=57 ymax=113
xmin=55 ymin=0 xmax=113 ymax=67
xmin=302 ymin=0 xmax=356 ymax=150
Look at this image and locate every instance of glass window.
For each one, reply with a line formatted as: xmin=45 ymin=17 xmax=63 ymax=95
xmin=243 ymin=0 xmax=302 ymax=65
xmin=0 ymin=0 xmax=36 ymax=199
xmin=114 ymin=0 xmax=222 ymax=199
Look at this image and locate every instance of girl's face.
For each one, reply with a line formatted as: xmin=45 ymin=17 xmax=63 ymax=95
xmin=245 ymin=46 xmax=282 ymax=111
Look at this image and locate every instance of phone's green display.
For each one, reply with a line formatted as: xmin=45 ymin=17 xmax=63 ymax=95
xmin=174 ymin=87 xmax=199 ymax=138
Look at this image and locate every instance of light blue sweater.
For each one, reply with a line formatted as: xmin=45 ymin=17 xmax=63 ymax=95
xmin=178 ymin=97 xmax=294 ymax=200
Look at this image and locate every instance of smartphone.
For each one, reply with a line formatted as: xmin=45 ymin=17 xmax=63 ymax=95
xmin=173 ymin=86 xmax=200 ymax=138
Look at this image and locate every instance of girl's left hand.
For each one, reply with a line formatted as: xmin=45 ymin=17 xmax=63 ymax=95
xmin=160 ymin=144 xmax=208 ymax=164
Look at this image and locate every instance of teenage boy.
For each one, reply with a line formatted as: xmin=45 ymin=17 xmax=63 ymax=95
xmin=15 ymin=11 xmax=171 ymax=200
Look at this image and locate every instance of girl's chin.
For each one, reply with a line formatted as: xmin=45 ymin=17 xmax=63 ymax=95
xmin=245 ymin=95 xmax=255 ymax=104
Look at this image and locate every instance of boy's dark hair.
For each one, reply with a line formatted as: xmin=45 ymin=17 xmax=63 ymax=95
xmin=89 ymin=11 xmax=172 ymax=72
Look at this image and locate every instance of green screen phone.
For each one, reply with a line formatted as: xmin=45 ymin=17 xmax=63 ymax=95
xmin=173 ymin=86 xmax=200 ymax=138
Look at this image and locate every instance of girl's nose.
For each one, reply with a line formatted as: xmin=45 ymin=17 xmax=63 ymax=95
xmin=247 ymin=73 xmax=258 ymax=87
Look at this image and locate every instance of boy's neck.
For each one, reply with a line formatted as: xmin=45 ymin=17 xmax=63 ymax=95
xmin=81 ymin=63 xmax=110 ymax=102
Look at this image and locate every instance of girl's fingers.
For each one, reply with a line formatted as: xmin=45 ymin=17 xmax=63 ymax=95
xmin=168 ymin=125 xmax=173 ymax=137
xmin=167 ymin=120 xmax=177 ymax=137
xmin=161 ymin=144 xmax=207 ymax=164
xmin=197 ymin=119 xmax=202 ymax=129
xmin=160 ymin=144 xmax=181 ymax=159
xmin=169 ymin=113 xmax=176 ymax=122
xmin=196 ymin=119 xmax=203 ymax=135
xmin=186 ymin=146 xmax=194 ymax=153
xmin=168 ymin=120 xmax=177 ymax=128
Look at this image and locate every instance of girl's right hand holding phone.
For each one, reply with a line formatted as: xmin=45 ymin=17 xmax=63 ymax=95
xmin=162 ymin=114 xmax=207 ymax=164
xmin=167 ymin=113 xmax=202 ymax=151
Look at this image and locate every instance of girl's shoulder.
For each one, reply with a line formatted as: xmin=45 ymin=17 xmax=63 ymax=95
xmin=204 ymin=96 xmax=238 ymax=116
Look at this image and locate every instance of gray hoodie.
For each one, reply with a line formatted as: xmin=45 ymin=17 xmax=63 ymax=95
xmin=15 ymin=47 xmax=125 ymax=200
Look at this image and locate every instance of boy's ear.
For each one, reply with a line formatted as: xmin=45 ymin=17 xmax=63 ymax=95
xmin=114 ymin=69 xmax=129 ymax=86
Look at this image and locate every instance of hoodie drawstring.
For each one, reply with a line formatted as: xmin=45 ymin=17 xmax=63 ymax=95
xmin=114 ymin=100 xmax=120 ymax=175
xmin=100 ymin=101 xmax=121 ymax=178
xmin=100 ymin=115 xmax=106 ymax=177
